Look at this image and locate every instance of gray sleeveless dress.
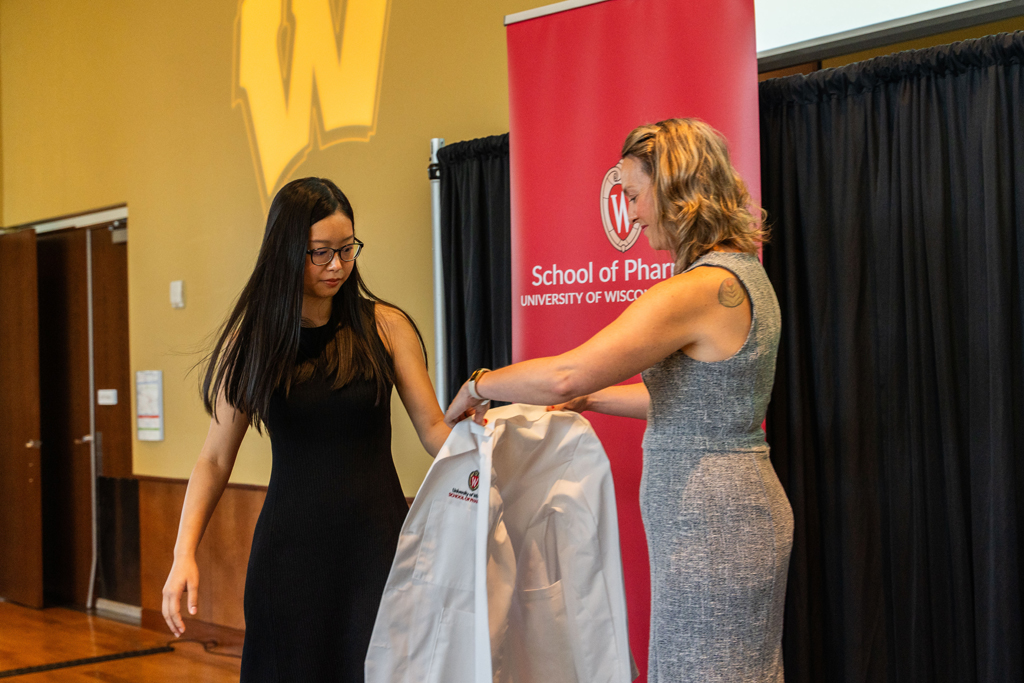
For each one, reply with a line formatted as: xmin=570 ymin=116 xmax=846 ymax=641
xmin=640 ymin=251 xmax=793 ymax=683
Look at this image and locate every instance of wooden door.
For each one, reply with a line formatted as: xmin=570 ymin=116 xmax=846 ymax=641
xmin=0 ymin=229 xmax=45 ymax=608
xmin=37 ymin=229 xmax=94 ymax=607
xmin=91 ymin=224 xmax=140 ymax=606
xmin=91 ymin=225 xmax=132 ymax=479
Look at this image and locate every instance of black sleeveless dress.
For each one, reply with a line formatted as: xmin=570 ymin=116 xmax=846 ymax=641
xmin=240 ymin=317 xmax=409 ymax=682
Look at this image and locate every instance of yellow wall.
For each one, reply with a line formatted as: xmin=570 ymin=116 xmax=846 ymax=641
xmin=823 ymin=15 xmax=1024 ymax=68
xmin=0 ymin=0 xmax=535 ymax=491
xmin=0 ymin=31 xmax=3 ymax=222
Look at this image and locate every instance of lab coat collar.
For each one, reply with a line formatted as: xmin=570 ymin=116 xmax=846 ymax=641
xmin=439 ymin=405 xmax=552 ymax=461
xmin=438 ymin=416 xmax=489 ymax=461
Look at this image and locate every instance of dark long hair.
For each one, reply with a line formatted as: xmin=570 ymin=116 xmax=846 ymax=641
xmin=201 ymin=177 xmax=425 ymax=430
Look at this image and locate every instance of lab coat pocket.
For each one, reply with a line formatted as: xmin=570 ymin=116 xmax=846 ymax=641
xmin=414 ymin=497 xmax=477 ymax=590
xmin=426 ymin=607 xmax=475 ymax=683
xmin=516 ymin=580 xmax=579 ymax=683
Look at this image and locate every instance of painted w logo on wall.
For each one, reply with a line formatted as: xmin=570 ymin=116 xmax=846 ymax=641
xmin=233 ymin=0 xmax=389 ymax=207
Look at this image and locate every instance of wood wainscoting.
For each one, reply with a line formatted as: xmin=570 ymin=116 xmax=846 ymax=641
xmin=138 ymin=477 xmax=265 ymax=637
xmin=139 ymin=478 xmax=415 ymax=639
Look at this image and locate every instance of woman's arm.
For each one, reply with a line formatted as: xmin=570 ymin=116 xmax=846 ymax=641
xmin=550 ymin=382 xmax=650 ymax=420
xmin=161 ymin=391 xmax=248 ymax=637
xmin=378 ymin=306 xmax=450 ymax=457
xmin=446 ymin=266 xmax=740 ymax=425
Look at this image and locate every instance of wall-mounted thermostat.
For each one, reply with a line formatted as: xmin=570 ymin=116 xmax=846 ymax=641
xmin=170 ymin=280 xmax=185 ymax=309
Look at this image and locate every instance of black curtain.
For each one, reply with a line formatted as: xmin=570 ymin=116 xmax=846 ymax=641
xmin=760 ymin=33 xmax=1024 ymax=683
xmin=438 ymin=134 xmax=512 ymax=404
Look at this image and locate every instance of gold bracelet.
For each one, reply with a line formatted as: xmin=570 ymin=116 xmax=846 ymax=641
xmin=467 ymin=368 xmax=491 ymax=401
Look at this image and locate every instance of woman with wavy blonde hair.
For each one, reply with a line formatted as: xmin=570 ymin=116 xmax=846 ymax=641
xmin=620 ymin=118 xmax=768 ymax=272
xmin=446 ymin=118 xmax=793 ymax=682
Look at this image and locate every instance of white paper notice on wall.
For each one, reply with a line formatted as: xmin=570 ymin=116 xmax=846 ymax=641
xmin=136 ymin=371 xmax=164 ymax=441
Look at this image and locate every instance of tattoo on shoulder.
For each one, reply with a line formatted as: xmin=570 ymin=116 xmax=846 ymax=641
xmin=718 ymin=278 xmax=745 ymax=308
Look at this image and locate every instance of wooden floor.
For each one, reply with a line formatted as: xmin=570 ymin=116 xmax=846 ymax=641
xmin=0 ymin=601 xmax=241 ymax=681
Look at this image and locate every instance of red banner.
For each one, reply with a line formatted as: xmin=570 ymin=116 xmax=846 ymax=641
xmin=507 ymin=0 xmax=760 ymax=678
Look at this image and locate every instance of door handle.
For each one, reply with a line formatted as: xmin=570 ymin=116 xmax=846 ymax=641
xmin=74 ymin=435 xmax=94 ymax=445
xmin=25 ymin=439 xmax=42 ymax=449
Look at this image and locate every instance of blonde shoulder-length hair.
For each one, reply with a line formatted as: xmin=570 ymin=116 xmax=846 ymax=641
xmin=620 ymin=118 xmax=767 ymax=272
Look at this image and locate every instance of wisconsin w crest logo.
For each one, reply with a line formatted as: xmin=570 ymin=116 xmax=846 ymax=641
xmin=600 ymin=161 xmax=642 ymax=252
xmin=233 ymin=0 xmax=390 ymax=207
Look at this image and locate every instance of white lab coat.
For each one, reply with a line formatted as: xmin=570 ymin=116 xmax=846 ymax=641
xmin=365 ymin=404 xmax=635 ymax=683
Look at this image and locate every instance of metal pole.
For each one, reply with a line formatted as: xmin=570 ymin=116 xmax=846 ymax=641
xmin=429 ymin=138 xmax=446 ymax=406
xmin=85 ymin=228 xmax=99 ymax=610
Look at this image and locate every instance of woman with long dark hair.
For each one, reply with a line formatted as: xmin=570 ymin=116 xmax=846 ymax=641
xmin=446 ymin=119 xmax=793 ymax=682
xmin=161 ymin=177 xmax=449 ymax=681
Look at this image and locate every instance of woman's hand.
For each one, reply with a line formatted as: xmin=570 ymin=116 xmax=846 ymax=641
xmin=162 ymin=554 xmax=200 ymax=637
xmin=445 ymin=380 xmax=490 ymax=427
xmin=547 ymin=395 xmax=590 ymax=413
xmin=160 ymin=402 xmax=247 ymax=638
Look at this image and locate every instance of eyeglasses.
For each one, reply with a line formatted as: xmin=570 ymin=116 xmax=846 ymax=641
xmin=306 ymin=239 xmax=364 ymax=265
